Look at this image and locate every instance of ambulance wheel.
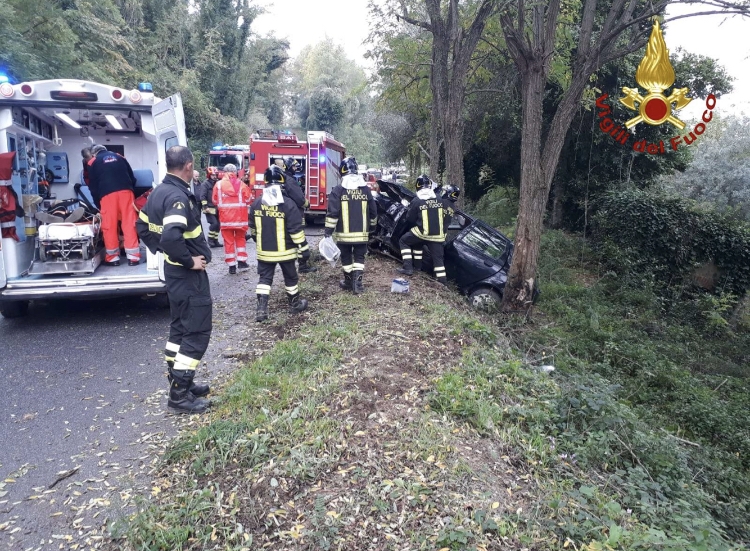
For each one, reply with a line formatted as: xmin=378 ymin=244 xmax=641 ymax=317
xmin=0 ymin=300 xmax=30 ymax=319
xmin=469 ymin=287 xmax=501 ymax=312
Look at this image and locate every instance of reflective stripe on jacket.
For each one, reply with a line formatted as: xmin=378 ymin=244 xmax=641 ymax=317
xmin=212 ymin=175 xmax=252 ymax=229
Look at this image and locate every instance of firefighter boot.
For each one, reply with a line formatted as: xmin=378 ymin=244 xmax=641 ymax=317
xmin=339 ymin=271 xmax=353 ymax=291
xmin=352 ymin=271 xmax=365 ymax=294
xmin=298 ymin=258 xmax=318 ymax=274
xmin=397 ymin=259 xmax=414 ymax=276
xmin=229 ymin=265 xmax=237 ymax=275
xmin=208 ymin=238 xmax=221 ymax=248
xmin=256 ymin=294 xmax=269 ymax=322
xmin=167 ymin=368 xmax=210 ymax=398
xmin=288 ymin=293 xmax=308 ymax=314
xmin=168 ymin=370 xmax=210 ymax=414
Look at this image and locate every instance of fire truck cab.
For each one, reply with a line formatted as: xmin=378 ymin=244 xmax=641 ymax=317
xmin=205 ymin=144 xmax=251 ymax=181
xmin=0 ymin=77 xmax=187 ymax=318
xmin=248 ymin=129 xmax=345 ymax=223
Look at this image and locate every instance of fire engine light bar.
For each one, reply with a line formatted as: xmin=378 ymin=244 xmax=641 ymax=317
xmin=54 ymin=112 xmax=81 ymax=129
xmin=105 ymin=114 xmax=123 ymax=130
xmin=319 ymin=155 xmax=325 ymax=162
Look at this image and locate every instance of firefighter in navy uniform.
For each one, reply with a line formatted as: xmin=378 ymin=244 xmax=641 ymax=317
xmin=199 ymin=166 xmax=221 ymax=248
xmin=250 ymin=165 xmax=311 ymax=322
xmin=276 ymin=157 xmax=317 ymax=274
xmin=325 ymin=157 xmax=377 ymax=294
xmin=136 ymin=146 xmax=213 ymax=414
xmin=397 ymin=174 xmax=454 ymax=284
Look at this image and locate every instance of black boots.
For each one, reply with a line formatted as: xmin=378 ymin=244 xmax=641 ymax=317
xmin=339 ymin=271 xmax=353 ymax=291
xmin=237 ymin=260 xmax=250 ymax=271
xmin=229 ymin=265 xmax=237 ymax=275
xmin=168 ymin=369 xmax=210 ymax=414
xmin=298 ymin=259 xmax=318 ymax=273
xmin=167 ymin=368 xmax=210 ymax=397
xmin=352 ymin=270 xmax=364 ymax=294
xmin=208 ymin=238 xmax=221 ymax=248
xmin=288 ymin=293 xmax=308 ymax=314
xmin=397 ymin=259 xmax=414 ymax=276
xmin=256 ymin=294 xmax=269 ymax=322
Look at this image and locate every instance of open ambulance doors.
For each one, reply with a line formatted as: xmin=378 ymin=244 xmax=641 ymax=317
xmin=151 ymin=93 xmax=187 ymax=183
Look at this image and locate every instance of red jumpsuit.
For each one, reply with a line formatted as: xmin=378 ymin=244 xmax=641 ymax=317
xmin=212 ymin=175 xmax=252 ymax=266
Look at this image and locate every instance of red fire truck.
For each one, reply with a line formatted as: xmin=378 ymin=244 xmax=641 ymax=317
xmin=248 ymin=129 xmax=346 ymax=222
xmin=205 ymin=144 xmax=251 ymax=181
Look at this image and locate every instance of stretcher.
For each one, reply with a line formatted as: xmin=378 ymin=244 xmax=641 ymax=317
xmin=29 ymin=214 xmax=103 ymax=275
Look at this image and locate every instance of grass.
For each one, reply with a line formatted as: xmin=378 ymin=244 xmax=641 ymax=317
xmin=110 ymin=233 xmax=748 ymax=551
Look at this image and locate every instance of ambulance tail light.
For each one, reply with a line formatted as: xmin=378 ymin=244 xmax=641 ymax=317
xmin=111 ymin=88 xmax=124 ymax=101
xmin=20 ymin=83 xmax=33 ymax=97
xmin=129 ymin=90 xmax=142 ymax=103
xmin=0 ymin=83 xmax=13 ymax=98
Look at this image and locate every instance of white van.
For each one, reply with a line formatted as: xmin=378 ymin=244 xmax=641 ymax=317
xmin=0 ymin=78 xmax=187 ymax=318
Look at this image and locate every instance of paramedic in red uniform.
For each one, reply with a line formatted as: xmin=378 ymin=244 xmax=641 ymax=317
xmin=212 ymin=163 xmax=252 ymax=274
xmin=87 ymin=144 xmax=141 ymax=266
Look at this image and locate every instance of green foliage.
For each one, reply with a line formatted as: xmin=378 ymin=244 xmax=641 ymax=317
xmin=469 ymin=184 xmax=520 ymax=228
xmin=593 ymin=189 xmax=750 ymax=295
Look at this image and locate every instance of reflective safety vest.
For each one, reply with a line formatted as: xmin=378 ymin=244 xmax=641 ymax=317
xmin=212 ymin=176 xmax=252 ymax=230
xmin=325 ymin=182 xmax=378 ymax=244
xmin=405 ymin=196 xmax=454 ymax=243
xmin=249 ymin=190 xmax=307 ymax=263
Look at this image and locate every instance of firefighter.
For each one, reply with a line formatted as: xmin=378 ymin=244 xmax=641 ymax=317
xmin=441 ymin=184 xmax=461 ymax=204
xmin=397 ymin=174 xmax=454 ymax=284
xmin=199 ymin=167 xmax=222 ymax=248
xmin=325 ymin=157 xmax=377 ymax=294
xmin=87 ymin=144 xmax=140 ymax=266
xmin=279 ymin=156 xmax=317 ymax=274
xmin=212 ymin=164 xmax=252 ymax=274
xmin=249 ymin=165 xmax=310 ymax=322
xmin=136 ymin=145 xmax=212 ymax=414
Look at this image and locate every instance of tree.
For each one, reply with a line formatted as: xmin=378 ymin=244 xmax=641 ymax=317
xmin=397 ymin=0 xmax=497 ymax=202
xmin=497 ymin=0 xmax=750 ymax=311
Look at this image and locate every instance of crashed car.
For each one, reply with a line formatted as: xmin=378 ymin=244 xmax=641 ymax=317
xmin=369 ymin=180 xmax=513 ymax=309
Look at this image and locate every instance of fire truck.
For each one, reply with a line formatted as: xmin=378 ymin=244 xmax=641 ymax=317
xmin=248 ymin=129 xmax=346 ymax=223
xmin=205 ymin=144 xmax=251 ymax=181
xmin=0 ymin=77 xmax=187 ymax=318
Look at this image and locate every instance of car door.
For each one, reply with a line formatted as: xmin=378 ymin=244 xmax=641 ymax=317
xmin=445 ymin=220 xmax=512 ymax=289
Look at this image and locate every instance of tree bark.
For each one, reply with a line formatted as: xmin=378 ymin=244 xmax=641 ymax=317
xmin=443 ymin=103 xmax=466 ymax=209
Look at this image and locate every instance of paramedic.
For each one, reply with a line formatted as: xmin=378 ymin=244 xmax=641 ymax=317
xmin=249 ymin=165 xmax=310 ymax=322
xmin=87 ymin=144 xmax=140 ymax=266
xmin=212 ymin=163 xmax=252 ymax=274
xmin=81 ymin=148 xmax=92 ymax=186
xmin=397 ymin=174 xmax=454 ymax=284
xmin=136 ymin=145 xmax=212 ymax=415
xmin=279 ymin=156 xmax=316 ymax=273
xmin=325 ymin=157 xmax=377 ymax=294
xmin=199 ymin=167 xmax=221 ymax=248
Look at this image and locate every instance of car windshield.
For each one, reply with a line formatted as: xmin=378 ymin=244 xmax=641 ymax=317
xmin=209 ymin=154 xmax=242 ymax=169
xmin=459 ymin=223 xmax=510 ymax=263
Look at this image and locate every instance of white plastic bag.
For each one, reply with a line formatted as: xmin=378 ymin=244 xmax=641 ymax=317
xmin=318 ymin=236 xmax=341 ymax=267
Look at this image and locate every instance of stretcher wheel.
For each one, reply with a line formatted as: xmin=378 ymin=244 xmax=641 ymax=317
xmin=39 ymin=245 xmax=47 ymax=262
xmin=82 ymin=244 xmax=89 ymax=260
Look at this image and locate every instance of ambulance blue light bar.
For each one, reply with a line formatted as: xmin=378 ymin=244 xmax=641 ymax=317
xmin=138 ymin=82 xmax=153 ymax=92
xmin=0 ymin=74 xmax=9 ymax=84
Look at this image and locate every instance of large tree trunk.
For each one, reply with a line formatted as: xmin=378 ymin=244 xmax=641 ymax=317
xmin=502 ymin=64 xmax=547 ymax=311
xmin=443 ymin=103 xmax=466 ymax=209
xmin=429 ymin=98 xmax=441 ymax=179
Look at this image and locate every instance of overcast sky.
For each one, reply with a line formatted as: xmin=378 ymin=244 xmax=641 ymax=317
xmin=252 ymin=1 xmax=750 ymax=118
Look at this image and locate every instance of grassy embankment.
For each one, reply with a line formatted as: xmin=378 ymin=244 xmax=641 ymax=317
xmin=111 ymin=232 xmax=749 ymax=551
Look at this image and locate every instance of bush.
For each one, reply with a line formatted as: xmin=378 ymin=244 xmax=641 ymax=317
xmin=469 ymin=185 xmax=519 ymax=228
xmin=593 ymin=190 xmax=750 ymax=295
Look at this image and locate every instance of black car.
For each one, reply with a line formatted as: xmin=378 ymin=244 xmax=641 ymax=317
xmin=369 ymin=180 xmax=514 ymax=309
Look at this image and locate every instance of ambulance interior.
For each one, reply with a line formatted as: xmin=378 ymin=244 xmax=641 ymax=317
xmin=2 ymin=104 xmax=159 ymax=280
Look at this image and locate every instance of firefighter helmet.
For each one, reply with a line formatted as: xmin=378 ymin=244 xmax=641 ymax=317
xmin=264 ymin=165 xmax=285 ymax=185
xmin=443 ymin=184 xmax=460 ymax=202
xmin=207 ymin=166 xmax=219 ymax=179
xmin=416 ymin=174 xmax=432 ymax=190
xmin=339 ymin=157 xmax=358 ymax=176
xmin=283 ymin=156 xmax=300 ymax=173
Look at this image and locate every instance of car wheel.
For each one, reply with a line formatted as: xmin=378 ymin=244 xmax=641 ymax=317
xmin=0 ymin=300 xmax=30 ymax=319
xmin=469 ymin=287 xmax=501 ymax=312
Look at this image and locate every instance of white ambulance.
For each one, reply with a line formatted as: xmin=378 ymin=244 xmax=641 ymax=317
xmin=0 ymin=77 xmax=187 ymax=318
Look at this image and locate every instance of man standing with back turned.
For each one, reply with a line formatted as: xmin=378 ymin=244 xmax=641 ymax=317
xmin=136 ymin=146 xmax=213 ymax=414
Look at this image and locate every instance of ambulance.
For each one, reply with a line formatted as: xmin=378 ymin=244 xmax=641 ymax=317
xmin=247 ymin=129 xmax=345 ymax=223
xmin=0 ymin=77 xmax=187 ymax=318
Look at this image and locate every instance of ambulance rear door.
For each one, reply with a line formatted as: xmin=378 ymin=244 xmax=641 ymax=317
xmin=0 ymin=239 xmax=6 ymax=290
xmin=152 ymin=93 xmax=187 ymax=183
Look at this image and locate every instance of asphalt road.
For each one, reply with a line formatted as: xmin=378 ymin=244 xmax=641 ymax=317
xmin=0 ymin=228 xmax=323 ymax=550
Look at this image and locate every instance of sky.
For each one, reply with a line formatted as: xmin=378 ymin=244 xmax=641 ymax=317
xmin=252 ymin=1 xmax=750 ymax=118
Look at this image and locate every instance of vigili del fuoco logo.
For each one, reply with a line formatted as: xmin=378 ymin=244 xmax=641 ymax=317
xmin=595 ymin=19 xmax=716 ymax=155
